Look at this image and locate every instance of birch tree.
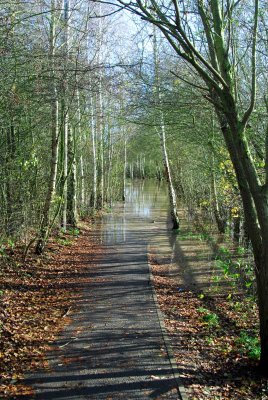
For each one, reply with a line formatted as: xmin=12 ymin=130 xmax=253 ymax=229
xmin=36 ymin=0 xmax=59 ymax=254
xmin=153 ymin=29 xmax=179 ymax=229
xmin=61 ymin=0 xmax=70 ymax=231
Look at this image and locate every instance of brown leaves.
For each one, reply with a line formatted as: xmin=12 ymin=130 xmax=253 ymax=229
xmin=149 ymin=256 xmax=268 ymax=400
xmin=0 ymin=225 xmax=100 ymax=398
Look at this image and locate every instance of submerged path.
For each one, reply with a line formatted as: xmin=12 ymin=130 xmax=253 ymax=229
xmin=22 ymin=182 xmax=183 ymax=399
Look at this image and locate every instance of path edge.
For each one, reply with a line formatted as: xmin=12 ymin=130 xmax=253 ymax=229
xmin=147 ymin=253 xmax=189 ymax=400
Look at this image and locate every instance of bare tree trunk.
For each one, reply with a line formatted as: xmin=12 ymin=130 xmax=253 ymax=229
xmin=106 ymin=121 xmax=113 ymax=202
xmin=153 ymin=27 xmax=179 ymax=229
xmin=36 ymin=0 xmax=59 ymax=254
xmin=159 ymin=112 xmax=179 ymax=229
xmin=5 ymin=124 xmax=16 ymax=236
xmin=123 ymin=138 xmax=127 ymax=201
xmin=96 ymin=74 xmax=104 ymax=209
xmin=67 ymin=126 xmax=77 ymax=226
xmin=210 ymin=153 xmax=226 ymax=234
xmin=61 ymin=0 xmax=70 ymax=231
xmin=90 ymin=91 xmax=97 ymax=210
xmin=80 ymin=155 xmax=85 ymax=207
xmin=130 ymin=163 xmax=133 ymax=179
xmin=96 ymin=3 xmax=104 ymax=210
xmin=76 ymin=88 xmax=85 ymax=211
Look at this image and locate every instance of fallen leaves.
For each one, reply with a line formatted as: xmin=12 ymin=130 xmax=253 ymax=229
xmin=0 ymin=224 xmax=101 ymax=398
xmin=149 ymin=255 xmax=268 ymax=400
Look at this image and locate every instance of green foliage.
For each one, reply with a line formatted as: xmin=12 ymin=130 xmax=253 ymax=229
xmin=0 ymin=246 xmax=6 ymax=257
xmin=57 ymin=238 xmax=72 ymax=246
xmin=68 ymin=228 xmax=80 ymax=237
xmin=237 ymin=246 xmax=246 ymax=256
xmin=197 ymin=307 xmax=220 ymax=327
xmin=217 ymin=246 xmax=231 ymax=258
xmin=237 ymin=331 xmax=260 ymax=360
xmin=214 ymin=245 xmax=254 ymax=293
xmin=215 ymin=259 xmax=230 ymax=276
xmin=212 ymin=275 xmax=221 ymax=283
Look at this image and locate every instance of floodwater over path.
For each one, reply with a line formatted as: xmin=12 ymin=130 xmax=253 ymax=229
xmin=100 ymin=180 xmax=171 ymax=245
xmin=110 ymin=180 xmax=231 ymax=296
xmin=100 ymin=179 xmax=216 ymax=295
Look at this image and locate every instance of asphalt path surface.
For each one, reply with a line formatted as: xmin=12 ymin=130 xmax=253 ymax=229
xmin=21 ymin=183 xmax=182 ymax=399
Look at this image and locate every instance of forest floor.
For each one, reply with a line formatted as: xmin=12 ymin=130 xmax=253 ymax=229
xmin=0 ymin=221 xmax=102 ymax=398
xmin=149 ymin=221 xmax=268 ymax=400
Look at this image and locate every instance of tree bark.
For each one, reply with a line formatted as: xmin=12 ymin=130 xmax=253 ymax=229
xmin=61 ymin=0 xmax=70 ymax=231
xmin=123 ymin=138 xmax=127 ymax=201
xmin=160 ymin=112 xmax=179 ymax=229
xmin=90 ymin=91 xmax=97 ymax=210
xmin=96 ymin=3 xmax=104 ymax=210
xmin=35 ymin=0 xmax=59 ymax=254
xmin=67 ymin=126 xmax=77 ymax=226
xmin=96 ymin=74 xmax=104 ymax=209
xmin=153 ymin=27 xmax=179 ymax=229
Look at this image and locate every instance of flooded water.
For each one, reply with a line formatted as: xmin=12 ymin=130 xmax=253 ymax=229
xmin=100 ymin=180 xmax=171 ymax=245
xmin=99 ymin=179 xmax=234 ymax=295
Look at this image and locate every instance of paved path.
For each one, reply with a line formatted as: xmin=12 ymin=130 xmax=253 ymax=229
xmin=21 ymin=185 xmax=182 ymax=399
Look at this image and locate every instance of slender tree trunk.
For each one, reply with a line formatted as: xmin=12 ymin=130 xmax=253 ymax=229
xmin=106 ymin=122 xmax=113 ymax=203
xmin=35 ymin=0 xmax=59 ymax=254
xmin=67 ymin=126 xmax=77 ymax=226
xmin=90 ymin=91 xmax=97 ymax=210
xmin=153 ymin=27 xmax=179 ymax=229
xmin=210 ymin=117 xmax=226 ymax=233
xmin=96 ymin=3 xmax=104 ymax=210
xmin=35 ymin=100 xmax=59 ymax=252
xmin=80 ymin=155 xmax=85 ymax=208
xmin=159 ymin=112 xmax=179 ymax=229
xmin=123 ymin=138 xmax=127 ymax=201
xmin=6 ymin=124 xmax=16 ymax=236
xmin=61 ymin=0 xmax=70 ymax=231
xmin=96 ymin=75 xmax=104 ymax=209
xmin=211 ymin=155 xmax=226 ymax=233
xmin=76 ymin=88 xmax=85 ymax=211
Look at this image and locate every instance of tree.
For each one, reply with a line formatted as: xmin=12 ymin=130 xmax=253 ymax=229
xmin=153 ymin=29 xmax=179 ymax=229
xmin=36 ymin=0 xmax=60 ymax=254
xmin=115 ymin=0 xmax=268 ymax=370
